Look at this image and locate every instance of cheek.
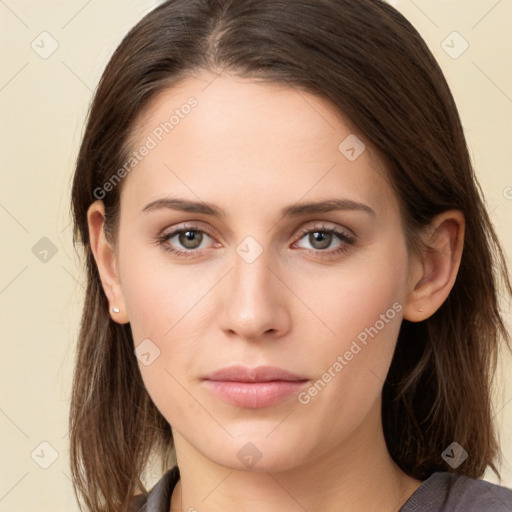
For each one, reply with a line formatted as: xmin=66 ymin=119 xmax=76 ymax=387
xmin=118 ymin=244 xmax=215 ymax=413
xmin=296 ymin=235 xmax=408 ymax=350
xmin=292 ymin=239 xmax=408 ymax=412
xmin=120 ymin=258 xmax=205 ymax=425
xmin=118 ymin=240 xmax=203 ymax=342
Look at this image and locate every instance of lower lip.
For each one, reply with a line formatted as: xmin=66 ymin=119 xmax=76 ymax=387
xmin=203 ymin=380 xmax=308 ymax=408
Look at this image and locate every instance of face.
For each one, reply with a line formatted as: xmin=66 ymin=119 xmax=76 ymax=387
xmin=112 ymin=71 xmax=413 ymax=472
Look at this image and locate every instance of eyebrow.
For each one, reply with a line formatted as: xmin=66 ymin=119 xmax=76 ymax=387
xmin=141 ymin=197 xmax=376 ymax=218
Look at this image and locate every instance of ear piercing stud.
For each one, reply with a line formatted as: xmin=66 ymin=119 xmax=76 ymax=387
xmin=112 ymin=307 xmax=120 ymax=313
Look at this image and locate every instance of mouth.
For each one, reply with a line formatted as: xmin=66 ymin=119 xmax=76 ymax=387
xmin=202 ymin=365 xmax=309 ymax=408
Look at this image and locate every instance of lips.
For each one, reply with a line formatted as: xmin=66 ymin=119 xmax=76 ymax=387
xmin=203 ymin=365 xmax=308 ymax=383
xmin=202 ymin=365 xmax=309 ymax=408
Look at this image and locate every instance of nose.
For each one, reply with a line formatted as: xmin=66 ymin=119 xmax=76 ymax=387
xmin=218 ymin=247 xmax=291 ymax=341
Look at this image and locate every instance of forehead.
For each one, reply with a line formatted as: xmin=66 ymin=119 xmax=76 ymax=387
xmin=133 ymin=70 xmax=361 ymax=154
xmin=121 ymin=71 xmax=396 ymax=220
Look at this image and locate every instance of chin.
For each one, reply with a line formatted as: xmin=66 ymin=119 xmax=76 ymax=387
xmin=199 ymin=433 xmax=310 ymax=473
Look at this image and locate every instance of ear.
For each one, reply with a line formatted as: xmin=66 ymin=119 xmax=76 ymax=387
xmin=87 ymin=200 xmax=130 ymax=324
xmin=403 ymin=210 xmax=465 ymax=322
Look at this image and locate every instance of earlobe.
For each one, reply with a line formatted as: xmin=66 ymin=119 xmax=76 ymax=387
xmin=87 ymin=200 xmax=130 ymax=324
xmin=403 ymin=210 xmax=465 ymax=322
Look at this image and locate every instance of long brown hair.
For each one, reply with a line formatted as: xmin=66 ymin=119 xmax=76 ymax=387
xmin=69 ymin=0 xmax=512 ymax=510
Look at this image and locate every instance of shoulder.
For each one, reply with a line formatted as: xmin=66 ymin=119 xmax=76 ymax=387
xmin=128 ymin=466 xmax=180 ymax=512
xmin=400 ymin=472 xmax=512 ymax=512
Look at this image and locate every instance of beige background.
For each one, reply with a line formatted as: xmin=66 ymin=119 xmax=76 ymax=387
xmin=1 ymin=0 xmax=511 ymax=510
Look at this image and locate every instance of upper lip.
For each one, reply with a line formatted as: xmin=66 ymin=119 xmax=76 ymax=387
xmin=203 ymin=365 xmax=308 ymax=383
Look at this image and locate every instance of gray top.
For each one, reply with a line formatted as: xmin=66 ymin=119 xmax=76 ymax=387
xmin=130 ymin=466 xmax=512 ymax=511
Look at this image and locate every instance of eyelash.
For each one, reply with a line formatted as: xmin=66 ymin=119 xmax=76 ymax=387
xmin=155 ymin=223 xmax=356 ymax=260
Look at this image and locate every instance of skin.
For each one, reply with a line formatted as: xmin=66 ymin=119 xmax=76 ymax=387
xmin=88 ymin=70 xmax=464 ymax=512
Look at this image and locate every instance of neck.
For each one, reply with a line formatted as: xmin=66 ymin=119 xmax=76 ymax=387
xmin=169 ymin=398 xmax=422 ymax=512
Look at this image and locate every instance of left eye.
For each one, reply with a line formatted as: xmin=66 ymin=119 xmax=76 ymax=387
xmin=295 ymin=229 xmax=351 ymax=251
xmin=293 ymin=225 xmax=356 ymax=257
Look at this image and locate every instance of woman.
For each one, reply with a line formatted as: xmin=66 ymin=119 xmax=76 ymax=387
xmin=69 ymin=0 xmax=512 ymax=511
